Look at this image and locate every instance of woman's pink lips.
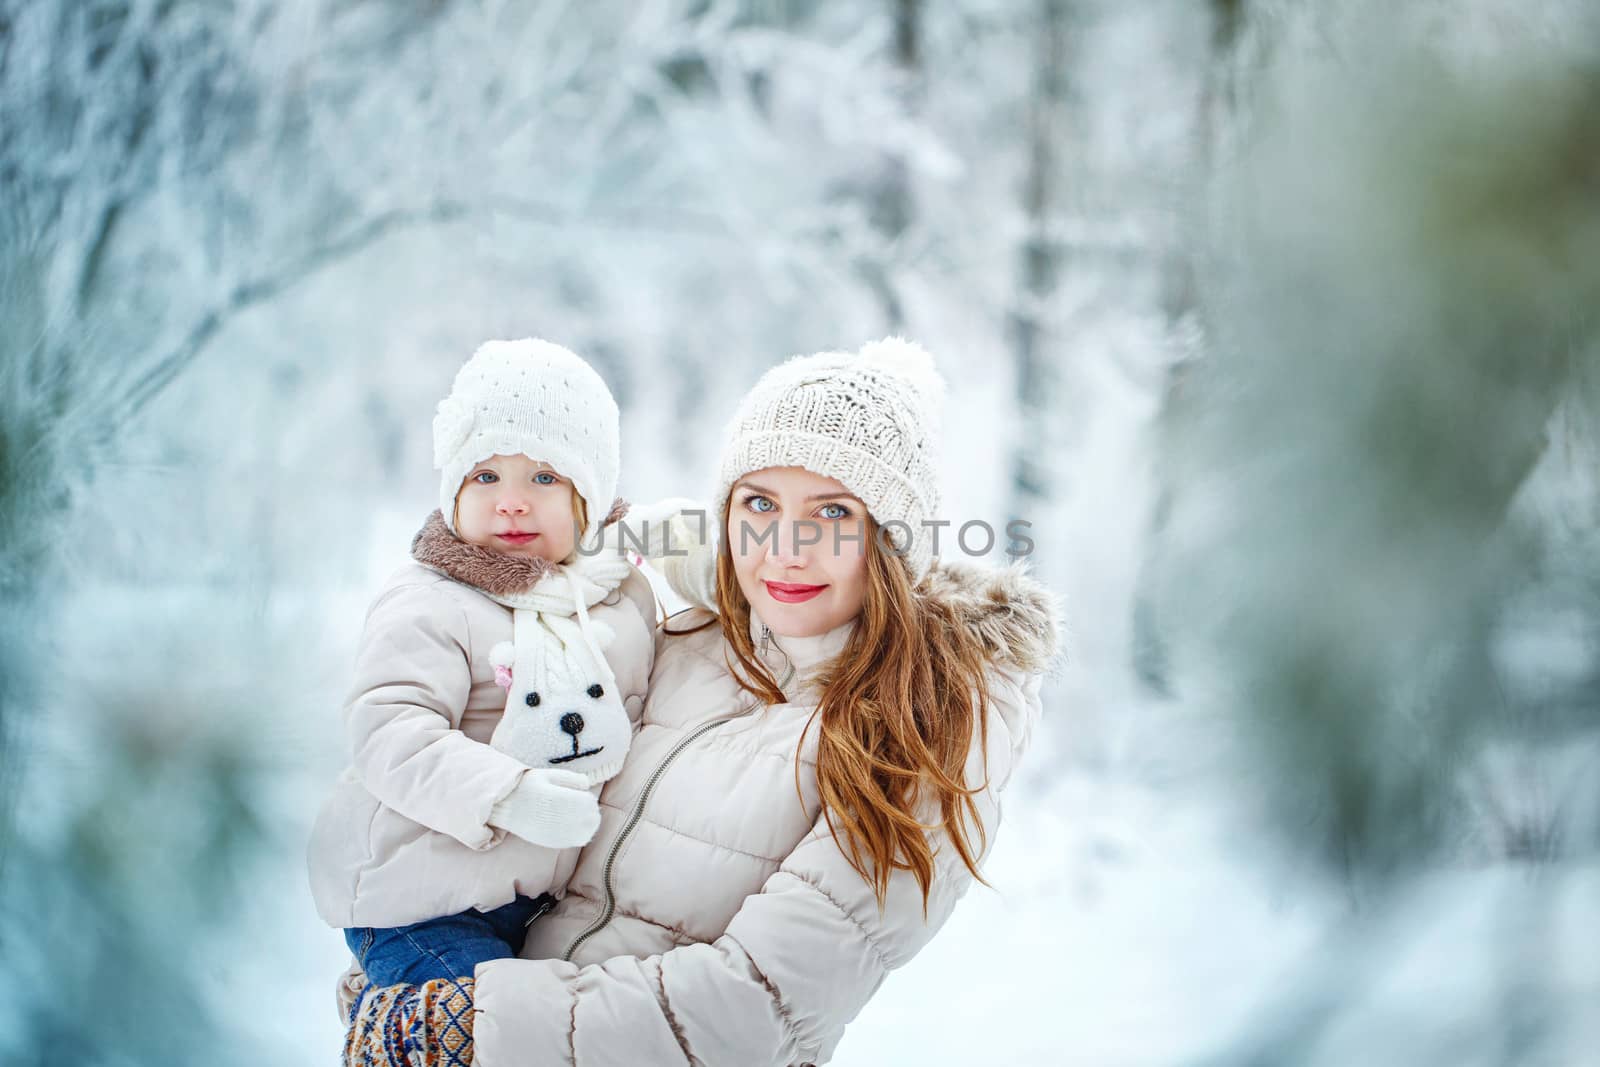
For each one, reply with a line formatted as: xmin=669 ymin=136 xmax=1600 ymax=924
xmin=497 ymin=532 xmax=539 ymax=544
xmin=764 ymin=580 xmax=827 ymax=604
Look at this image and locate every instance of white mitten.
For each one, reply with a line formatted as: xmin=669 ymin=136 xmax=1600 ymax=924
xmin=605 ymin=497 xmax=717 ymax=611
xmin=487 ymin=768 xmax=601 ymax=848
xmin=600 ymin=497 xmax=693 ymax=556
xmin=655 ymin=512 xmax=718 ymax=612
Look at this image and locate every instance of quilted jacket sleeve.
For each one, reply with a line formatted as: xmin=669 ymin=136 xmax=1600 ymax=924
xmin=346 ymin=581 xmax=529 ymax=850
xmin=472 ymin=667 xmax=1043 ymax=1067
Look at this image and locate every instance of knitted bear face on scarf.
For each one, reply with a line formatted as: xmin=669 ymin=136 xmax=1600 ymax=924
xmin=488 ymin=611 xmax=630 ymax=786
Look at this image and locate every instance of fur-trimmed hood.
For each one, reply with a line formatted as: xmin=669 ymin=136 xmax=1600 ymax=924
xmin=917 ymin=557 xmax=1064 ymax=675
xmin=410 ymin=498 xmax=630 ymax=598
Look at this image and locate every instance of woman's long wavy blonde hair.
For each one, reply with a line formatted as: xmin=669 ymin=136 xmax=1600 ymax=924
xmin=676 ymin=503 xmax=996 ymax=913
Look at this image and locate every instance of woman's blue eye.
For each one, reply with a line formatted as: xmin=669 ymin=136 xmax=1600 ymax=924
xmin=534 ymin=472 xmax=557 ymax=485
xmin=819 ymin=503 xmax=850 ymax=520
xmin=473 ymin=471 xmax=498 ymax=484
xmin=745 ymin=495 xmax=776 ymax=514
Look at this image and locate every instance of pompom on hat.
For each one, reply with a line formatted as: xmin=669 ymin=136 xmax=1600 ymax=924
xmin=433 ymin=339 xmax=620 ymax=552
xmin=714 ymin=336 xmax=947 ymax=580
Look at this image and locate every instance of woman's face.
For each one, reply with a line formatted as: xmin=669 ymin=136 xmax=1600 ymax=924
xmin=726 ymin=466 xmax=868 ymax=638
xmin=454 ymin=454 xmax=578 ymax=562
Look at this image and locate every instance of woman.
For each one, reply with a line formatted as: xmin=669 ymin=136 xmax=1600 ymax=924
xmin=343 ymin=338 xmax=1061 ymax=1066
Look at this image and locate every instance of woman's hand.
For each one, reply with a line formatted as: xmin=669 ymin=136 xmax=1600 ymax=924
xmin=603 ymin=497 xmax=718 ymax=610
xmin=343 ymin=977 xmax=475 ymax=1066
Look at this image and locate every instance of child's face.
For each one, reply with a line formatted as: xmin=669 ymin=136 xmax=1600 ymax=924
xmin=454 ymin=454 xmax=579 ymax=563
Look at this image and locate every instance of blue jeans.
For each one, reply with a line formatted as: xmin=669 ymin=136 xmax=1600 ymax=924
xmin=345 ymin=893 xmax=555 ymax=986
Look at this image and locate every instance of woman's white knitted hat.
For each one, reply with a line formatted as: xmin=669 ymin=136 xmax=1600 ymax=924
xmin=714 ymin=337 xmax=946 ymax=580
xmin=433 ymin=339 xmax=620 ymax=551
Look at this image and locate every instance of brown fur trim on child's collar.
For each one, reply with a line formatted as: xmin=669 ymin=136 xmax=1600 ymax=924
xmin=410 ymin=498 xmax=630 ymax=598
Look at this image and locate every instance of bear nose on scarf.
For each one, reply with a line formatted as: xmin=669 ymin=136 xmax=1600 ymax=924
xmin=559 ymin=712 xmax=585 ymax=737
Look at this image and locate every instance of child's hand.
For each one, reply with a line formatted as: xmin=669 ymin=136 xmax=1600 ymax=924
xmin=487 ymin=768 xmax=601 ymax=848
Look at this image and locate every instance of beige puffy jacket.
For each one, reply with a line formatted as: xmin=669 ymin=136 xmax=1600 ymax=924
xmin=307 ymin=513 xmax=657 ymax=930
xmin=464 ymin=558 xmax=1060 ymax=1066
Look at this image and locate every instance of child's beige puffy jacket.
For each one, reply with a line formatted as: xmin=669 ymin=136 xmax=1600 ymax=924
xmin=307 ymin=512 xmax=657 ymax=930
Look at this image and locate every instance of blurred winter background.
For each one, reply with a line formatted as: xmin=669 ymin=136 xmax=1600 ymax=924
xmin=3 ymin=0 xmax=1599 ymax=1063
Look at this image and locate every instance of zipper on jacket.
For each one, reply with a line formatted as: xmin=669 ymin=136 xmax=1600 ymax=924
xmin=561 ymin=715 xmax=734 ymax=962
xmin=559 ymin=632 xmax=799 ymax=962
xmin=760 ymin=623 xmax=796 ymax=692
xmin=522 ymin=891 xmax=558 ymax=928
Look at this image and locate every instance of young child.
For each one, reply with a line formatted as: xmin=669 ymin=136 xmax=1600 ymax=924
xmin=307 ymin=338 xmax=659 ymax=990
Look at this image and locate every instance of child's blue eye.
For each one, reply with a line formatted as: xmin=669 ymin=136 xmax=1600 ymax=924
xmin=819 ymin=503 xmax=850 ymax=520
xmin=472 ymin=471 xmax=498 ymax=484
xmin=534 ymin=472 xmax=557 ymax=486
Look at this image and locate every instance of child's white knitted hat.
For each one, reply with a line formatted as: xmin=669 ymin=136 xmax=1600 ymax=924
xmin=433 ymin=339 xmax=620 ymax=550
xmin=714 ymin=337 xmax=946 ymax=580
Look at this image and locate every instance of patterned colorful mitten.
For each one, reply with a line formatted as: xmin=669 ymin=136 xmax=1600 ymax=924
xmin=343 ymin=977 xmax=475 ymax=1067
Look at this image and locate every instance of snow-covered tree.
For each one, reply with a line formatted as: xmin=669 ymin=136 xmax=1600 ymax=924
xmin=1156 ymin=0 xmax=1600 ymax=882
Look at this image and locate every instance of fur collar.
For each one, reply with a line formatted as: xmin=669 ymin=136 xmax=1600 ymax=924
xmin=917 ymin=557 xmax=1064 ymax=675
xmin=410 ymin=499 xmax=630 ymax=598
